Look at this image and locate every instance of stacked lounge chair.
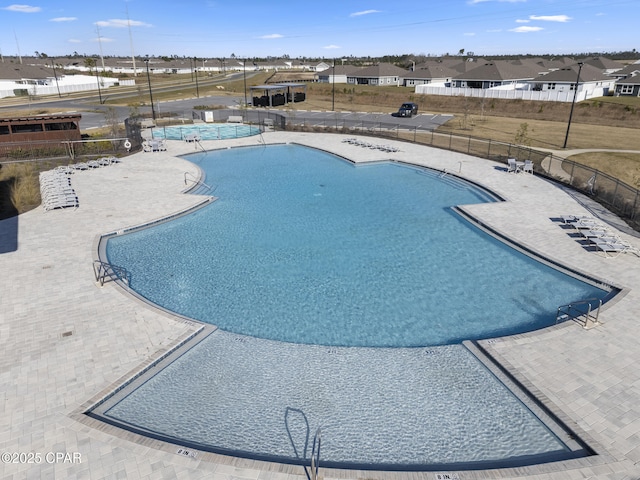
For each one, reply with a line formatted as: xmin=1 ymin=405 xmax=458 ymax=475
xmin=556 ymin=215 xmax=640 ymax=258
xmin=40 ymin=170 xmax=78 ymax=211
xmin=341 ymin=138 xmax=399 ymax=152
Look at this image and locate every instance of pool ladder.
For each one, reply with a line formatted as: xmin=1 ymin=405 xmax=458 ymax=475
xmin=556 ymin=298 xmax=602 ymax=329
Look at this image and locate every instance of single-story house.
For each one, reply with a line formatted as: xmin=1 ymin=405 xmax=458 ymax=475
xmin=614 ymin=73 xmax=640 ymax=97
xmin=346 ymin=63 xmax=408 ymax=86
xmin=402 ymin=63 xmax=461 ymax=87
xmin=529 ymin=63 xmax=616 ymax=97
xmin=316 ymin=65 xmax=363 ymax=84
xmin=451 ymin=60 xmax=540 ymax=89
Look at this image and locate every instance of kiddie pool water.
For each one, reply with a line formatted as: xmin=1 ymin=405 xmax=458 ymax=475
xmin=151 ymin=123 xmax=260 ymax=141
xmin=98 ymin=143 xmax=607 ymax=469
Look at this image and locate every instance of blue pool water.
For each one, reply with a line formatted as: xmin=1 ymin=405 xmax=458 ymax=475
xmin=106 ymin=144 xmax=610 ymax=347
xmin=96 ymin=143 xmax=603 ymax=469
xmin=100 ymin=331 xmax=582 ymax=470
xmin=152 ymin=123 xmax=260 ymax=140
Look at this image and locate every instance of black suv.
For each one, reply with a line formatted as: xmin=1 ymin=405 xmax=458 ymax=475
xmin=394 ymin=102 xmax=419 ymax=118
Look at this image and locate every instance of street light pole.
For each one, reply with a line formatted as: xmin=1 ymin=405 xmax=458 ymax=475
xmin=145 ymin=56 xmax=156 ymax=120
xmin=50 ymin=60 xmax=61 ymax=98
xmin=332 ymin=58 xmax=336 ymax=111
xmin=94 ymin=66 xmax=103 ymax=104
xmin=563 ymin=62 xmax=584 ymax=149
xmin=243 ymin=58 xmax=247 ymax=107
xmin=193 ymin=57 xmax=200 ymax=98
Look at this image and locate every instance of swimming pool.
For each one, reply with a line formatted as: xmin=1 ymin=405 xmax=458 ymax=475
xmin=95 ymin=143 xmax=608 ymax=470
xmin=152 ymin=123 xmax=260 ymax=141
xmin=105 ymin=144 xmax=611 ymax=347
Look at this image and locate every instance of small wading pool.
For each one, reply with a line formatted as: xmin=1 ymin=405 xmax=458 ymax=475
xmin=152 ymin=123 xmax=260 ymax=141
xmin=92 ymin=144 xmax=610 ymax=470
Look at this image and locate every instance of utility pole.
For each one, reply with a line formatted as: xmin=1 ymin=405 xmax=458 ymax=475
xmin=563 ymin=62 xmax=584 ymax=149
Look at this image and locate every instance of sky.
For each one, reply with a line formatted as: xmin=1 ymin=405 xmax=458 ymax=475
xmin=0 ymin=0 xmax=638 ymax=60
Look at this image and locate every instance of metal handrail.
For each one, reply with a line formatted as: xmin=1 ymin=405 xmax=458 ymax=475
xmin=556 ymin=298 xmax=602 ymax=329
xmin=93 ymin=260 xmax=130 ymax=287
xmin=183 ymin=171 xmax=212 ymax=191
xmin=306 ymin=427 xmax=321 ymax=480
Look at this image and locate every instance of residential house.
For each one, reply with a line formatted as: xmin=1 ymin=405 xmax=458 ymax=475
xmin=529 ymin=63 xmax=616 ymax=98
xmin=402 ymin=63 xmax=461 ymax=87
xmin=451 ymin=60 xmax=540 ymax=89
xmin=316 ymin=65 xmax=363 ymax=84
xmin=346 ymin=63 xmax=408 ymax=86
xmin=614 ymin=72 xmax=640 ymax=97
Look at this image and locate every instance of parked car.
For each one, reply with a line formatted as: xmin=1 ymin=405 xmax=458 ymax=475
xmin=393 ymin=102 xmax=419 ymax=118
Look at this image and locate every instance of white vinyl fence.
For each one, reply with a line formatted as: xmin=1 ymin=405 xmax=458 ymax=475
xmin=0 ymin=79 xmax=135 ymax=99
xmin=414 ymin=85 xmax=605 ymax=102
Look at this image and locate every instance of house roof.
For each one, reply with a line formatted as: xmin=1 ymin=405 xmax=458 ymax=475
xmin=452 ymin=60 xmax=539 ymax=82
xmin=581 ymin=56 xmax=625 ymax=71
xmin=612 ymin=63 xmax=640 ymax=78
xmin=616 ymin=73 xmax=640 ymax=85
xmin=531 ymin=63 xmax=612 ymax=83
xmin=319 ymin=65 xmax=363 ymax=76
xmin=406 ymin=63 xmax=460 ymax=80
xmin=350 ymin=63 xmax=408 ymax=78
xmin=0 ymin=62 xmax=54 ymax=80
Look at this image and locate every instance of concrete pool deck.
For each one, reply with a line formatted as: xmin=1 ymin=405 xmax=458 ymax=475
xmin=1 ymin=131 xmax=640 ymax=479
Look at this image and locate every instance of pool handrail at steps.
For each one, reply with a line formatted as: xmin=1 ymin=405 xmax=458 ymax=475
xmin=556 ymin=298 xmax=602 ymax=329
xmin=93 ymin=260 xmax=131 ymax=287
xmin=184 ymin=171 xmax=213 ymax=193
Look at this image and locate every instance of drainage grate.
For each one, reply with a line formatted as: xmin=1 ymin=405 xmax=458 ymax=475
xmin=61 ymin=331 xmax=73 ymax=337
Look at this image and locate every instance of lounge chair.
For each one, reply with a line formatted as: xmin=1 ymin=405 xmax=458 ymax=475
xmin=523 ymin=160 xmax=534 ymax=174
xmin=594 ymin=239 xmax=640 ymax=258
xmin=571 ymin=219 xmax=604 ymax=230
xmin=560 ymin=214 xmax=591 ymax=224
xmin=507 ymin=158 xmax=520 ymax=173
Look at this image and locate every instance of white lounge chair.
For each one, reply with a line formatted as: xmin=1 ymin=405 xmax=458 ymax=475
xmin=523 ymin=160 xmax=534 ymax=174
xmin=560 ymin=214 xmax=591 ymax=224
xmin=594 ymin=239 xmax=640 ymax=258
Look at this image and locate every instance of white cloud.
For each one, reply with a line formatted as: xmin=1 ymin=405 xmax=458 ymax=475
xmin=92 ymin=37 xmax=114 ymax=43
xmin=464 ymin=32 xmax=476 ymax=36
xmin=509 ymin=26 xmax=544 ymax=33
xmin=50 ymin=17 xmax=77 ymax=22
xmin=3 ymin=4 xmax=41 ymax=12
xmin=515 ymin=19 xmax=530 ymax=23
xmin=323 ymin=44 xmax=341 ymax=49
xmin=68 ymin=39 xmax=82 ymax=43
xmin=350 ymin=9 xmax=381 ymax=17
xmin=95 ymin=19 xmax=151 ymax=28
xmin=529 ymin=14 xmax=571 ymax=22
xmin=259 ymin=34 xmax=284 ymax=39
